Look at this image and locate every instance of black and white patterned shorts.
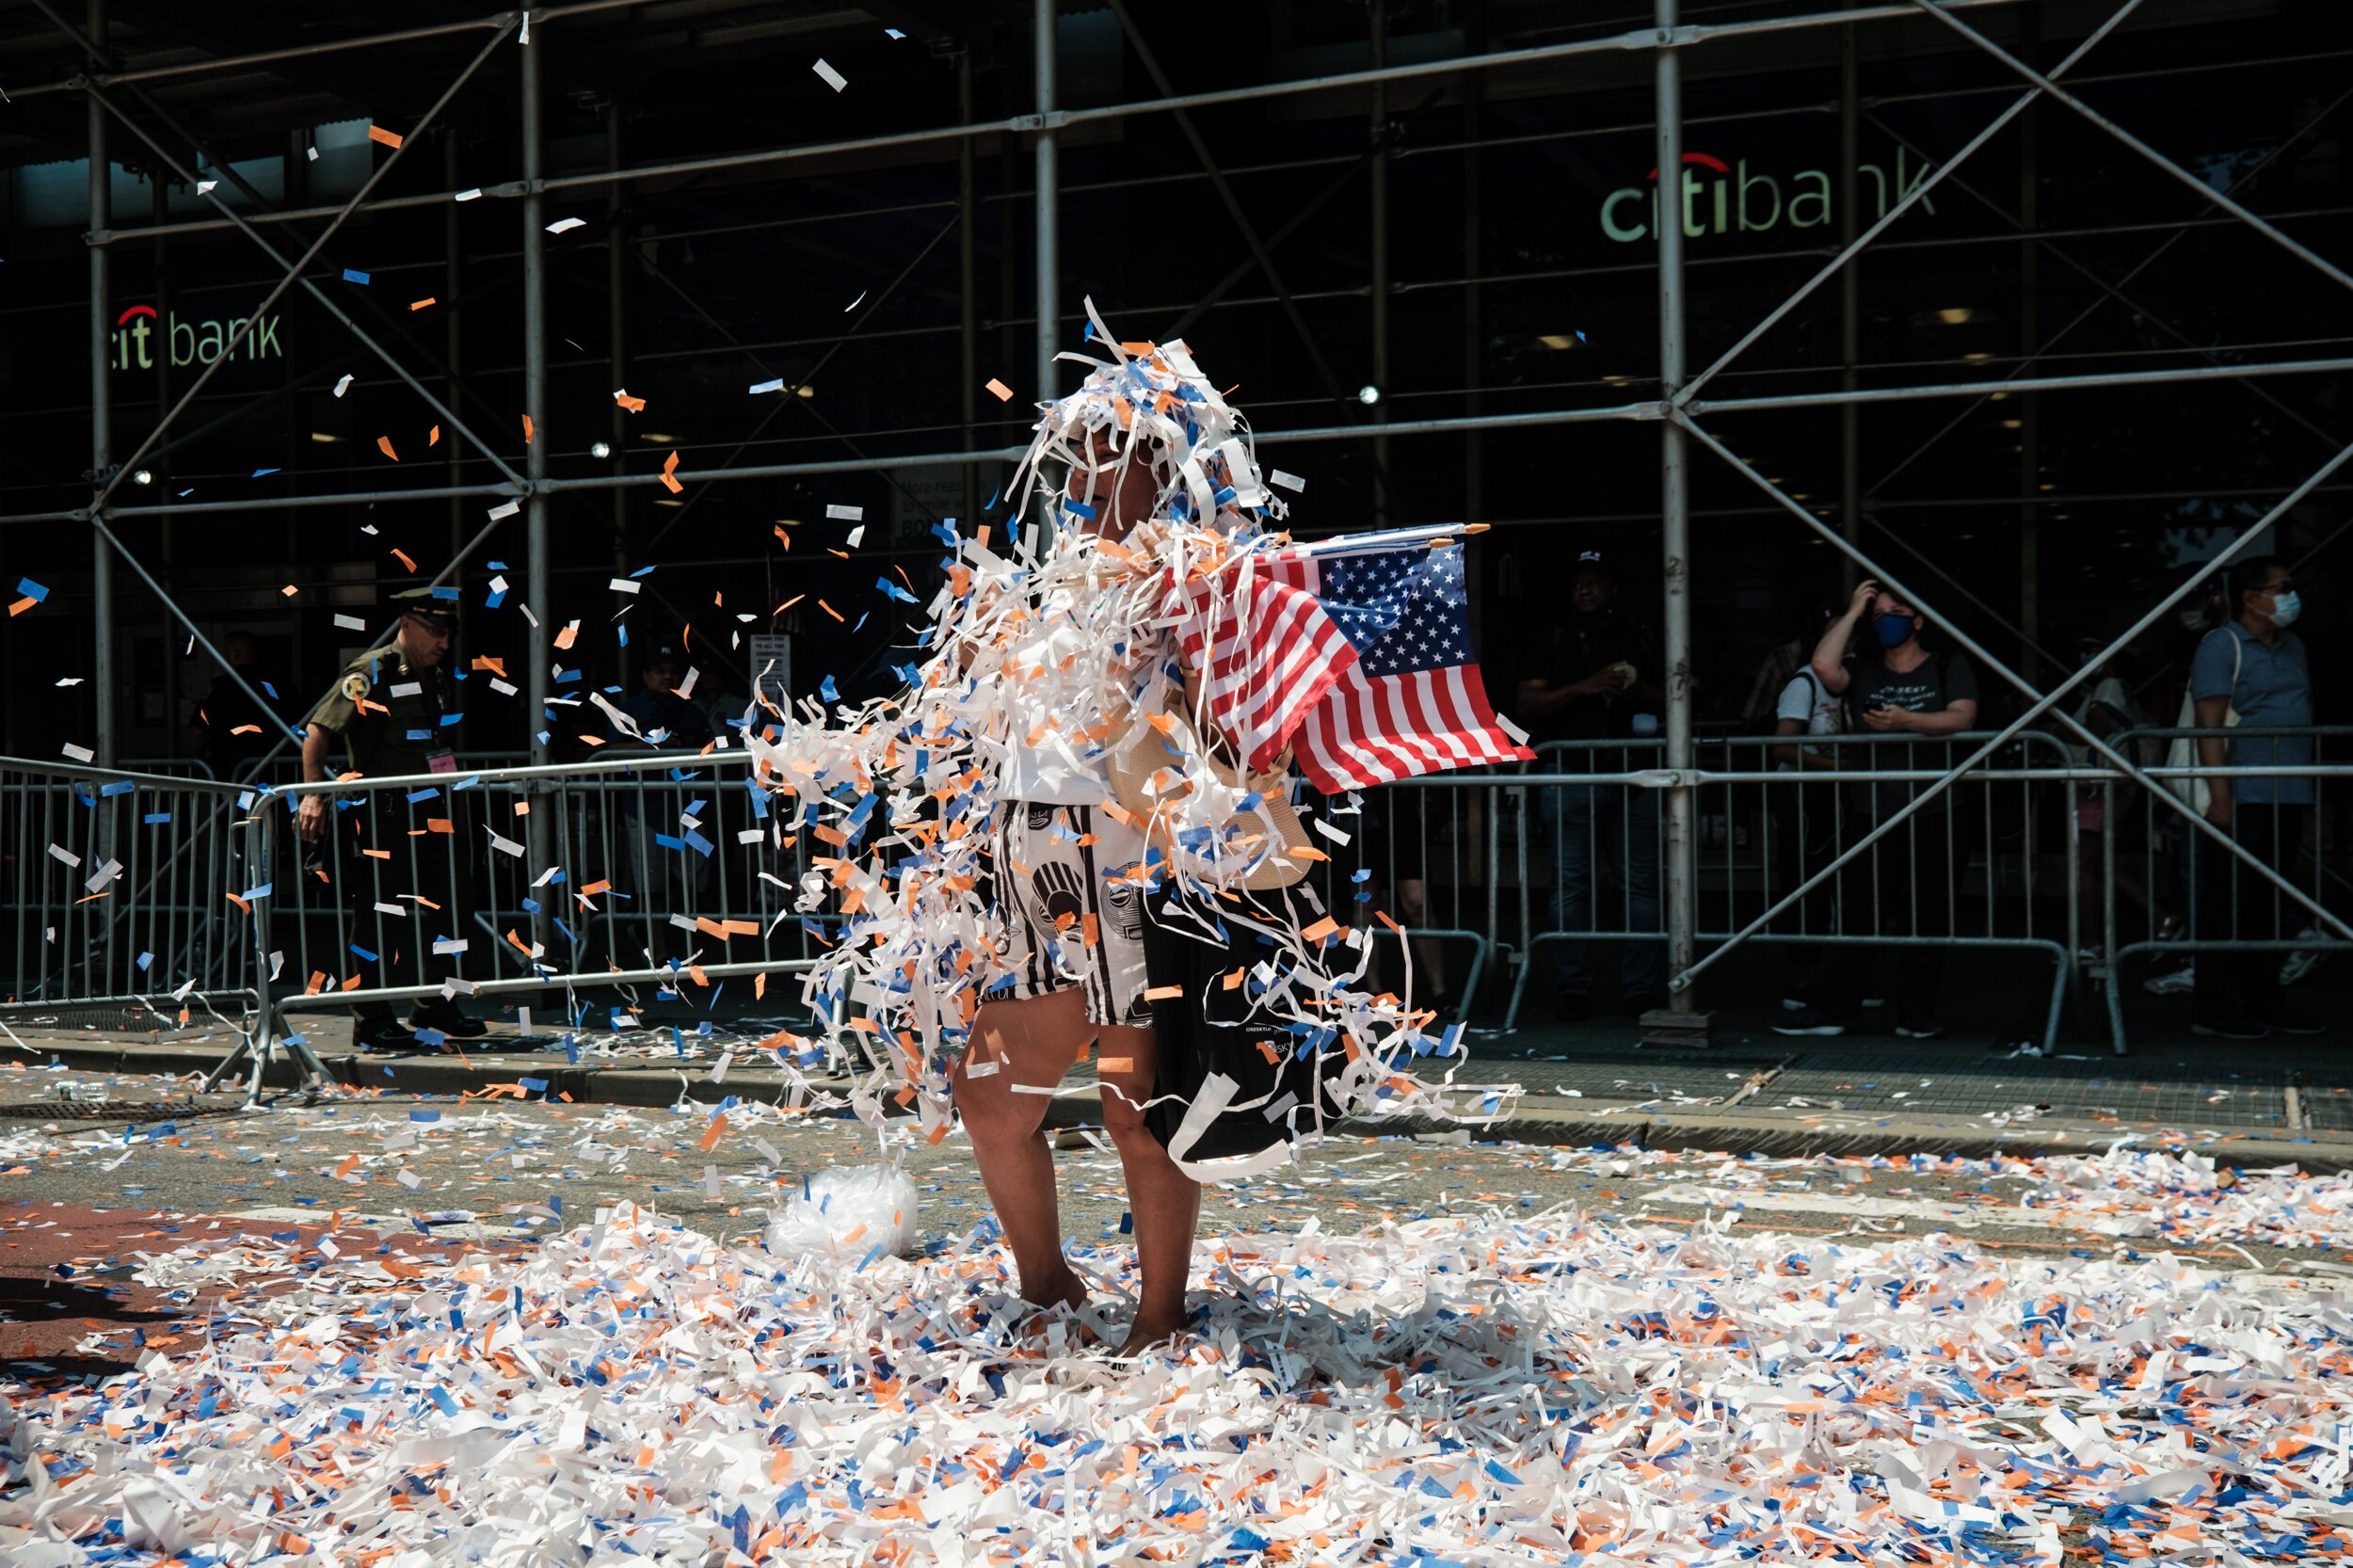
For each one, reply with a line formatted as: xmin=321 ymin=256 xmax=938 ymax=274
xmin=985 ymin=801 xmax=1153 ymax=1028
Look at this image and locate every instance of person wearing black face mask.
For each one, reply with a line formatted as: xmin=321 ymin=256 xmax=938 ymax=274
xmin=1809 ymin=579 xmax=1979 ymax=1041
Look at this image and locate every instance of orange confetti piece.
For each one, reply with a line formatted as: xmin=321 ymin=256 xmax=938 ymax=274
xmin=984 ymin=377 xmax=1014 ymax=402
xmin=698 ymin=1113 xmax=728 ymax=1152
xmin=817 ymin=599 xmax=843 ymax=622
xmin=520 ymin=413 xmax=534 ymax=444
xmin=1300 ymin=916 xmax=1340 ymax=943
xmin=1143 ymin=984 xmax=1183 ymax=1001
xmin=367 ymin=124 xmax=404 ymax=149
xmin=1098 ymin=1057 xmax=1133 ymax=1073
xmin=391 ymin=547 xmax=417 ymax=572
xmin=409 ymin=296 xmax=436 ymax=312
xmin=427 ymin=424 xmax=440 ymax=446
xmin=660 ymin=449 xmax=683 ymax=495
xmin=377 ymin=436 xmax=399 ymax=461
xmin=8 ymin=597 xmax=37 ymax=616
xmin=615 ymin=391 xmax=647 ymax=413
xmin=754 ymin=972 xmax=768 ymax=1000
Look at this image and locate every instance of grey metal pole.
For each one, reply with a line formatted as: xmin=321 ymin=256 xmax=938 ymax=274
xmin=1654 ymin=0 xmax=1705 ymax=1040
xmin=1033 ymin=0 xmax=1059 ymax=406
xmin=1838 ymin=0 xmax=1861 ymax=589
xmin=1370 ymin=1 xmax=1391 ymax=528
xmin=607 ymin=102 xmax=631 ymax=686
xmin=87 ymin=0 xmax=116 ymax=766
xmin=521 ymin=20 xmax=557 ymax=975
xmin=447 ymin=130 xmax=467 ymax=616
xmin=522 ymin=31 xmax=551 ymax=767
xmin=959 ymin=49 xmax=980 ymax=525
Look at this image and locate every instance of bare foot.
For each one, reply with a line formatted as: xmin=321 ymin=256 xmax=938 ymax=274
xmin=1113 ymin=1314 xmax=1189 ymax=1357
xmin=1022 ymin=1265 xmax=1088 ymax=1316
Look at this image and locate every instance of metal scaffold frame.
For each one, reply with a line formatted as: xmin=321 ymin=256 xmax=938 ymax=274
xmin=5 ymin=0 xmax=2348 ymax=1044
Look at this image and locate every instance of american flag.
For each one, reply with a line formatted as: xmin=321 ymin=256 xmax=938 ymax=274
xmin=1177 ymin=536 xmax=1531 ymax=792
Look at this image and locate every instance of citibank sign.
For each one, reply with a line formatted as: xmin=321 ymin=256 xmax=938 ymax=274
xmin=109 ymin=302 xmax=283 ymax=370
xmin=1600 ymin=149 xmax=1938 ymax=242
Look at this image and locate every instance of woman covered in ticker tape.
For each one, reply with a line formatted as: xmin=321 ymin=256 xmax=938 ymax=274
xmin=744 ymin=298 xmax=1519 ymax=1352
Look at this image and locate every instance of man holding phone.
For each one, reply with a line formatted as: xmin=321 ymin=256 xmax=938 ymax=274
xmin=1810 ymin=578 xmax=1978 ymax=1040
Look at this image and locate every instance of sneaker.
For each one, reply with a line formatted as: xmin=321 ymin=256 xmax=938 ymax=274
xmin=2281 ymin=929 xmax=2324 ymax=987
xmin=2251 ymin=1008 xmax=2325 ymax=1037
xmin=1771 ymin=1003 xmax=1846 ymax=1037
xmin=1554 ymin=990 xmax=1592 ymax=1022
xmin=2191 ymin=1016 xmax=2270 ymax=1041
xmin=2143 ymin=964 xmax=2196 ymax=996
xmin=1895 ymin=1020 xmax=1946 ymax=1041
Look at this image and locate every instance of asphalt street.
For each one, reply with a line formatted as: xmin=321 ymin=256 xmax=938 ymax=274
xmin=0 ymin=1064 xmax=2319 ymax=1352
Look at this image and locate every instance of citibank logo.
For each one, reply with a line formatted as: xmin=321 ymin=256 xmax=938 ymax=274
xmin=1600 ymin=149 xmax=1938 ymax=242
xmin=109 ymin=301 xmax=283 ymax=369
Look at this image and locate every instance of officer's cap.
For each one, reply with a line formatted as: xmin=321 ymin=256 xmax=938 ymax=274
xmin=390 ymin=585 xmax=458 ymax=631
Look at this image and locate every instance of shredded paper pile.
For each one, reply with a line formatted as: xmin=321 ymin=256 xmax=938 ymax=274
xmin=7 ymin=1140 xmax=2353 ymax=1564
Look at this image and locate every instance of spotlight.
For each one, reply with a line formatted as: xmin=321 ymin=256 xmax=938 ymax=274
xmin=590 ymin=441 xmax=612 ymax=458
xmin=131 ymin=469 xmax=153 ymax=486
xmin=1356 ymin=385 xmax=1380 ymax=406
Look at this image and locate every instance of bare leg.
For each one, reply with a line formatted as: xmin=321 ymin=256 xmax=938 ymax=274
xmin=953 ymin=989 xmax=1090 ymax=1312
xmin=1096 ymin=1020 xmax=1202 ymax=1352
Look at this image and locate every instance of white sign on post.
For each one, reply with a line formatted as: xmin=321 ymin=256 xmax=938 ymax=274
xmin=748 ymin=634 xmax=792 ymax=712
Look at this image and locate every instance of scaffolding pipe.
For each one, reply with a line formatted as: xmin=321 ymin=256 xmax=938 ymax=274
xmin=520 ymin=22 xmax=557 ymax=983
xmin=1655 ymin=0 xmax=1701 ymax=1030
xmin=85 ymin=0 xmax=115 ymax=766
xmin=1033 ymin=0 xmax=1059 ymax=408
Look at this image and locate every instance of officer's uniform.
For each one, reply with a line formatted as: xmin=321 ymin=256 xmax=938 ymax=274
xmin=303 ymin=593 xmax=481 ymax=1046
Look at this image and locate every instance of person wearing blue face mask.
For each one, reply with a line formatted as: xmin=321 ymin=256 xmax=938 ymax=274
xmin=1809 ymin=578 xmax=1980 ymax=1041
xmin=2185 ymin=555 xmax=2322 ymax=1040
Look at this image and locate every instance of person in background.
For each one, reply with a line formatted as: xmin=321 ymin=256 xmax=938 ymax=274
xmin=295 ymin=590 xmax=487 ymax=1052
xmin=1809 ymin=578 xmax=1979 ymax=1041
xmin=186 ymin=631 xmax=292 ymax=781
xmin=1514 ymin=548 xmax=1667 ymax=1019
xmin=2187 ymin=555 xmax=2323 ymax=1040
xmin=1767 ymin=601 xmax=1848 ymax=1036
xmin=624 ymin=644 xmax=717 ymax=749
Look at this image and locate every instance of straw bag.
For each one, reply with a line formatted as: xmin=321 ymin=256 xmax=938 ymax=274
xmin=1107 ymin=709 xmax=1315 ymax=891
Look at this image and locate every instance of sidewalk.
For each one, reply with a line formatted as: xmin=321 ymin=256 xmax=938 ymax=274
xmin=6 ymin=957 xmax=2348 ymax=1172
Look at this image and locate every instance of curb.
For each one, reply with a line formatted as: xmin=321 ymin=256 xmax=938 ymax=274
xmin=8 ymin=1034 xmax=2352 ymax=1174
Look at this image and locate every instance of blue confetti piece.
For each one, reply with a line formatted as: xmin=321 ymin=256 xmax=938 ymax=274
xmin=143 ymin=811 xmax=171 ymax=824
xmin=819 ymin=675 xmax=839 ymax=702
xmin=252 ymin=467 xmax=280 ymax=478
xmin=428 ymin=1385 xmax=458 ymax=1416
xmin=410 ymin=1110 xmax=440 ymax=1122
xmin=343 ymin=267 xmax=370 ymax=284
xmin=14 ymin=577 xmax=49 ymax=603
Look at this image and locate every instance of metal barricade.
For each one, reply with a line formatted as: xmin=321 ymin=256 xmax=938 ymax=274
xmin=262 ymin=750 xmax=828 ymax=1080
xmin=1685 ymin=729 xmax=2082 ymax=1050
xmin=0 ymin=756 xmax=265 ymax=1037
xmin=2100 ymin=727 xmax=2351 ymax=1050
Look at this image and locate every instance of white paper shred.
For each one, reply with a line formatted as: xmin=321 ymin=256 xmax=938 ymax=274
xmin=811 ymin=56 xmax=847 ymax=91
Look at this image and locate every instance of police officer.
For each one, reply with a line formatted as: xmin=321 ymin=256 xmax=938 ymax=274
xmin=296 ymin=588 xmax=487 ymax=1050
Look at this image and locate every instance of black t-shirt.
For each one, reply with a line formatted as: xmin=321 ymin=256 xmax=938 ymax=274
xmin=1844 ymin=650 xmax=1977 ymax=815
xmin=1524 ymin=614 xmax=1659 ymax=746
